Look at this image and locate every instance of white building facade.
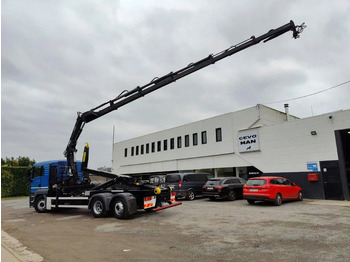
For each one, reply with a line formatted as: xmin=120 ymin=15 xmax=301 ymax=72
xmin=112 ymin=105 xmax=350 ymax=200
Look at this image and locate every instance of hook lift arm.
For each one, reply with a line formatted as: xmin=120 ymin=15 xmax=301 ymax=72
xmin=64 ymin=20 xmax=306 ymax=181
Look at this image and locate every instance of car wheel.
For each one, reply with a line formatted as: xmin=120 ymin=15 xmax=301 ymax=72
xmin=209 ymin=197 xmax=216 ymax=201
xmin=298 ymin=191 xmax=303 ymax=201
xmin=186 ymin=190 xmax=195 ymax=201
xmin=91 ymin=197 xmax=107 ymax=218
xmin=274 ymin=193 xmax=282 ymax=206
xmin=247 ymin=200 xmax=255 ymax=205
xmin=227 ymin=190 xmax=236 ymax=201
xmin=111 ymin=198 xmax=129 ymax=219
xmin=34 ymin=195 xmax=46 ymax=213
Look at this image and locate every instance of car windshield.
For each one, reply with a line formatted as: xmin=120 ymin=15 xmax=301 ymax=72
xmin=166 ymin=175 xmax=181 ymax=183
xmin=246 ymin=179 xmax=267 ymax=186
xmin=205 ymin=179 xmax=222 ymax=186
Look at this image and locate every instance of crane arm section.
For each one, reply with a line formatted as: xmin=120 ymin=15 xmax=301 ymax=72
xmin=64 ymin=20 xmax=306 ymax=180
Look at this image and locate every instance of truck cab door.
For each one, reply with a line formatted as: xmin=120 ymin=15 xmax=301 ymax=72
xmin=30 ymin=166 xmax=44 ymax=194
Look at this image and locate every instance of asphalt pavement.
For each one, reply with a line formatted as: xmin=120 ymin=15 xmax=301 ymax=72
xmin=2 ymin=198 xmax=350 ymax=262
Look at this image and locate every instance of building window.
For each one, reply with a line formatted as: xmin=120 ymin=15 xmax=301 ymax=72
xmin=177 ymin=136 xmax=182 ymax=148
xmin=201 ymin=131 xmax=207 ymax=144
xmin=131 ymin=147 xmax=134 ymax=156
xmin=164 ymin=139 xmax=168 ymax=151
xmin=146 ymin=143 xmax=150 ymax=154
xmin=193 ymin=133 xmax=198 ymax=146
xmin=136 ymin=146 xmax=139 ymax=155
xmin=185 ymin=135 xmax=190 ymax=147
xmin=170 ymin=138 xmax=175 ymax=150
xmin=157 ymin=141 xmax=161 ymax=152
xmin=124 ymin=148 xmax=128 ymax=157
xmin=216 ymin=128 xmax=222 ymax=142
xmin=151 ymin=142 xmax=155 ymax=153
xmin=141 ymin=145 xmax=144 ymax=155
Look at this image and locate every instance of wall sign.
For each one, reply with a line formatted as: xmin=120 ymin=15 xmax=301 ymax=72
xmin=307 ymin=162 xmax=319 ymax=171
xmin=238 ymin=129 xmax=260 ymax=153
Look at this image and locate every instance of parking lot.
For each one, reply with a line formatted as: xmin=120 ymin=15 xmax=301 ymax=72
xmin=2 ymin=197 xmax=350 ymax=262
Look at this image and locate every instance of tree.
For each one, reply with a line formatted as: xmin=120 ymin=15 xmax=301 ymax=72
xmin=18 ymin=156 xmax=35 ymax=166
xmin=1 ymin=156 xmax=36 ymax=167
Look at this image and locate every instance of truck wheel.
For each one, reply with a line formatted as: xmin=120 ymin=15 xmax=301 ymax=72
xmin=111 ymin=198 xmax=129 ymax=219
xmin=227 ymin=190 xmax=236 ymax=201
xmin=186 ymin=190 xmax=195 ymax=201
xmin=91 ymin=197 xmax=107 ymax=218
xmin=34 ymin=195 xmax=46 ymax=213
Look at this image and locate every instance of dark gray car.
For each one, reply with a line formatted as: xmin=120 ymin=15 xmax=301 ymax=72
xmin=165 ymin=172 xmax=213 ymax=200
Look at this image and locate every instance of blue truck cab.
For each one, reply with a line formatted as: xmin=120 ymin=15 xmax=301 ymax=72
xmin=28 ymin=160 xmax=83 ymax=208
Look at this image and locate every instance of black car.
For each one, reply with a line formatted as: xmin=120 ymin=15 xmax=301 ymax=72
xmin=203 ymin=177 xmax=246 ymax=201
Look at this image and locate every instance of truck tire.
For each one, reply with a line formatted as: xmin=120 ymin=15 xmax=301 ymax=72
xmin=91 ymin=197 xmax=107 ymax=218
xmin=111 ymin=198 xmax=129 ymax=219
xmin=34 ymin=195 xmax=46 ymax=213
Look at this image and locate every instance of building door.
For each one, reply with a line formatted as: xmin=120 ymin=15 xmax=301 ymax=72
xmin=335 ymin=129 xmax=350 ymax=200
xmin=320 ymin=161 xmax=344 ymax=200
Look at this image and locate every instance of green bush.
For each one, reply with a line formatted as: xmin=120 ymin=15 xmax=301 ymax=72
xmin=1 ymin=169 xmax=14 ymax=197
xmin=1 ymin=167 xmax=31 ymax=197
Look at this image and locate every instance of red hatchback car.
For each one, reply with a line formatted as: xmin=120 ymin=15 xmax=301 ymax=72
xmin=243 ymin=177 xmax=303 ymax=206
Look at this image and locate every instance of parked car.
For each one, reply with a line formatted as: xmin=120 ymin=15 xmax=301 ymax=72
xmin=165 ymin=172 xmax=213 ymax=200
xmin=243 ymin=176 xmax=303 ymax=206
xmin=203 ymin=177 xmax=246 ymax=201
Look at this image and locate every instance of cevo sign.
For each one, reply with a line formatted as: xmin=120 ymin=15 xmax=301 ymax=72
xmin=238 ymin=129 xmax=260 ymax=153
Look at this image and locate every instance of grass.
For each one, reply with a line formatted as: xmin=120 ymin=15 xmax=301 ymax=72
xmin=1 ymin=196 xmax=28 ymax=200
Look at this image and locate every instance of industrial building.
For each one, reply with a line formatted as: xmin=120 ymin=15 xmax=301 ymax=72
xmin=112 ymin=104 xmax=350 ymax=200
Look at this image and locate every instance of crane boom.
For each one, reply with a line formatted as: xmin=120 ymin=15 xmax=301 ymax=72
xmin=64 ymin=20 xmax=305 ymax=180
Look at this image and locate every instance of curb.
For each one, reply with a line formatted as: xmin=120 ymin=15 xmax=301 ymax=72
xmin=1 ymin=231 xmax=43 ymax=262
xmin=304 ymin=199 xmax=350 ymax=207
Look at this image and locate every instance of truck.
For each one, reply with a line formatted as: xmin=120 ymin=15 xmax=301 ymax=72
xmin=28 ymin=20 xmax=305 ymax=219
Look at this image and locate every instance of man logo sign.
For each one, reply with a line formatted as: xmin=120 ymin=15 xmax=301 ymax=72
xmin=238 ymin=129 xmax=260 ymax=153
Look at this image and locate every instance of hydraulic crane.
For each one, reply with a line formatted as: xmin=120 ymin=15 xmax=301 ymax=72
xmin=64 ymin=20 xmax=305 ymax=183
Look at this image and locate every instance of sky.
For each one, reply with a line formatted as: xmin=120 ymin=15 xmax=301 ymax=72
xmin=2 ymin=0 xmax=350 ymax=169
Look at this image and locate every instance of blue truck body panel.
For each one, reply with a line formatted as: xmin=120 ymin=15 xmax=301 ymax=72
xmin=30 ymin=160 xmax=83 ymax=194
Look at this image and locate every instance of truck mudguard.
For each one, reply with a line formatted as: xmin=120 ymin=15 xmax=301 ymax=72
xmin=30 ymin=189 xmax=49 ymax=207
xmin=110 ymin=192 xmax=137 ymax=216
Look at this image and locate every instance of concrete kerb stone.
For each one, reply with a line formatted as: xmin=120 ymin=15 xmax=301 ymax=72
xmin=304 ymin=199 xmax=350 ymax=207
xmin=1 ymin=231 xmax=43 ymax=262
